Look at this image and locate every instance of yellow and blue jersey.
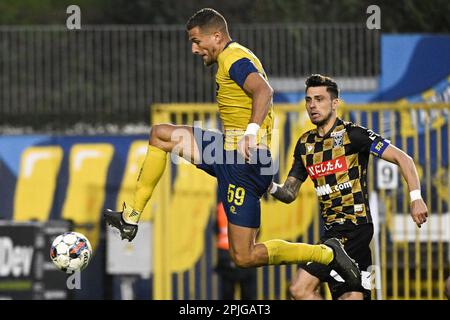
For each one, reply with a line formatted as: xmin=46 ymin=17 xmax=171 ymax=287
xmin=216 ymin=41 xmax=274 ymax=150
xmin=193 ymin=42 xmax=275 ymax=228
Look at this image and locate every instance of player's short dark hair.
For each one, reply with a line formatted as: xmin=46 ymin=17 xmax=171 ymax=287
xmin=305 ymin=74 xmax=339 ymax=99
xmin=186 ymin=8 xmax=228 ymax=34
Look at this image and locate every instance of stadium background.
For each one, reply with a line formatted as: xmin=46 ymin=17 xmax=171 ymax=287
xmin=0 ymin=0 xmax=449 ymax=300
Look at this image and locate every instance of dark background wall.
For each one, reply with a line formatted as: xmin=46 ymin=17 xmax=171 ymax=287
xmin=0 ymin=0 xmax=449 ymax=34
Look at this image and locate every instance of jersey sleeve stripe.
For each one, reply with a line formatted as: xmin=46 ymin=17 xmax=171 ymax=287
xmin=228 ymin=57 xmax=258 ymax=88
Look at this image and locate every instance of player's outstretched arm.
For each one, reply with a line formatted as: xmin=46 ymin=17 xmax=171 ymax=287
xmin=268 ymin=176 xmax=302 ymax=204
xmin=380 ymin=144 xmax=428 ymax=227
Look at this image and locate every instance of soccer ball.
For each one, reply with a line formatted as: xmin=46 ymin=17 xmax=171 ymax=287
xmin=50 ymin=231 xmax=92 ymax=272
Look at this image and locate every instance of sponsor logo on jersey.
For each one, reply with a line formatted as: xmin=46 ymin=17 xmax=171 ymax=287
xmin=315 ymin=181 xmax=353 ymax=196
xmin=307 ymin=156 xmax=348 ymax=179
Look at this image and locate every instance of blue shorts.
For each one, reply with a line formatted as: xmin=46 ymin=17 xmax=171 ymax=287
xmin=194 ymin=128 xmax=274 ymax=228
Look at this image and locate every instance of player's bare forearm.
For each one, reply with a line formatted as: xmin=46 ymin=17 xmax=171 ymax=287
xmin=381 ymin=145 xmax=420 ymax=191
xmin=270 ymin=176 xmax=302 ymax=203
xmin=243 ymin=72 xmax=273 ymax=125
xmin=381 ymin=144 xmax=428 ymax=226
xmin=249 ymin=87 xmax=272 ymax=125
xmin=400 ymin=156 xmax=421 ymax=192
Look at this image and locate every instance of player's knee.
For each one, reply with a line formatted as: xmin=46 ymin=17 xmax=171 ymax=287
xmin=338 ymin=291 xmax=364 ymax=300
xmin=149 ymin=125 xmax=158 ymax=144
xmin=289 ymin=283 xmax=309 ymax=300
xmin=149 ymin=124 xmax=172 ymax=145
xmin=445 ymin=276 xmax=450 ymax=299
xmin=149 ymin=124 xmax=163 ymax=142
xmin=289 ymin=281 xmax=319 ymax=300
xmin=231 ymin=252 xmax=254 ymax=268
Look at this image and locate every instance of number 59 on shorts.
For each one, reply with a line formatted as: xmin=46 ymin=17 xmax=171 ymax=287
xmin=227 ymin=184 xmax=246 ymax=206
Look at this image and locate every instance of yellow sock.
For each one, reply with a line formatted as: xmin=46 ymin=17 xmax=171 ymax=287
xmin=124 ymin=145 xmax=167 ymax=224
xmin=262 ymin=240 xmax=334 ymax=265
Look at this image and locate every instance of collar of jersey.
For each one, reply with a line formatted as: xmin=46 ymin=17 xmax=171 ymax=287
xmin=315 ymin=118 xmax=343 ymax=140
xmin=223 ymin=40 xmax=236 ymax=50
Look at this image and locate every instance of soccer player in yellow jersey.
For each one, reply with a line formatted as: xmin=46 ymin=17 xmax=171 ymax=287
xmin=104 ymin=8 xmax=361 ymax=288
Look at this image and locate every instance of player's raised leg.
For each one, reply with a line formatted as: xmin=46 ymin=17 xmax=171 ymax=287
xmin=104 ymin=124 xmax=200 ymax=241
xmin=226 ymin=223 xmax=361 ymax=288
xmin=227 ymin=223 xmax=334 ymax=268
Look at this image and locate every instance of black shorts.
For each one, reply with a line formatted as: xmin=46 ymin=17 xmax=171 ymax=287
xmin=301 ymin=223 xmax=374 ymax=300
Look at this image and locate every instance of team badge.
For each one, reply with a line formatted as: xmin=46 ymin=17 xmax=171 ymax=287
xmin=331 ymin=129 xmax=345 ymax=148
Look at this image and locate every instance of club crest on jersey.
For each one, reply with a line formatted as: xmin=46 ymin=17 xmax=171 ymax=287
xmin=331 ymin=129 xmax=345 ymax=148
xmin=307 ymin=156 xmax=348 ymax=179
xmin=306 ymin=144 xmax=314 ymax=153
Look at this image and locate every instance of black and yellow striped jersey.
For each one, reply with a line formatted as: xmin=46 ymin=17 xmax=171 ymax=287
xmin=289 ymin=118 xmax=390 ymax=227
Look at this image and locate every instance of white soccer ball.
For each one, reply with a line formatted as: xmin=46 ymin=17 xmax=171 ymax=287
xmin=50 ymin=231 xmax=92 ymax=272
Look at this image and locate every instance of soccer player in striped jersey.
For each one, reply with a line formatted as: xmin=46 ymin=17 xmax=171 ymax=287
xmin=104 ymin=9 xmax=360 ymax=287
xmin=270 ymin=74 xmax=428 ymax=299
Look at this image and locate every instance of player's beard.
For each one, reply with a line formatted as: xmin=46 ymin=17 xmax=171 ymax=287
xmin=312 ymin=105 xmax=333 ymax=127
xmin=203 ymin=48 xmax=217 ymax=66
